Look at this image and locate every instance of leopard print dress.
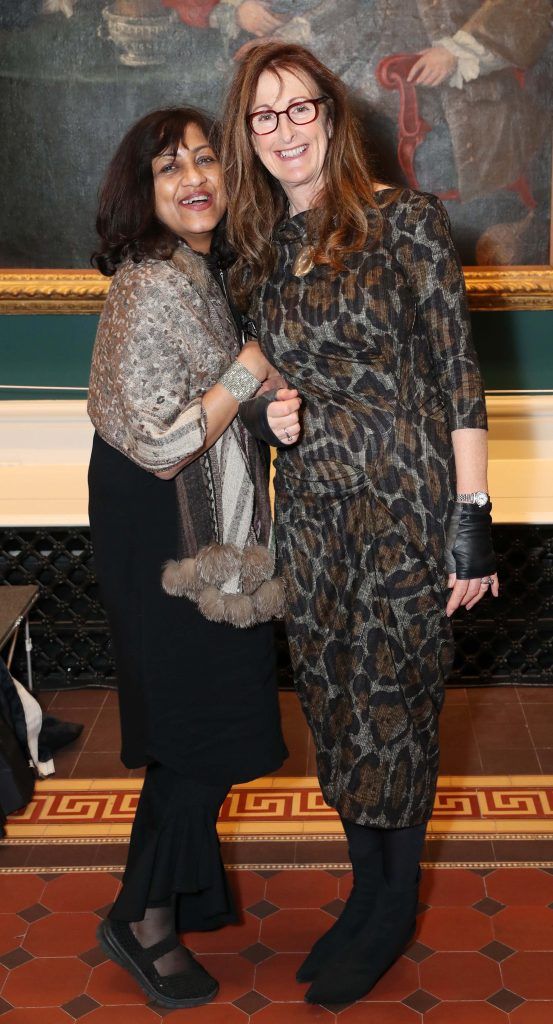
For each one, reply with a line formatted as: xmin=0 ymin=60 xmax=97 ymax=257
xmin=257 ymin=190 xmax=487 ymax=827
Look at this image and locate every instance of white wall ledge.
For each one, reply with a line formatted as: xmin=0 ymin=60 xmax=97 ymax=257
xmin=1 ymin=395 xmax=553 ymax=526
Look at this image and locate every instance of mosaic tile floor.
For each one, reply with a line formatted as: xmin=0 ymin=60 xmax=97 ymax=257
xmin=1 ymin=686 xmax=553 ymax=1019
xmin=1 ymin=866 xmax=553 ymax=1022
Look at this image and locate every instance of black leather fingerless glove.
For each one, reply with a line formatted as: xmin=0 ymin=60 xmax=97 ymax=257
xmin=444 ymin=502 xmax=496 ymax=580
xmin=239 ymin=390 xmax=285 ymax=447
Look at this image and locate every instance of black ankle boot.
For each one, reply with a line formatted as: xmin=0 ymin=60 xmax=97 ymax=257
xmin=296 ymin=849 xmax=383 ymax=983
xmin=305 ymin=878 xmax=419 ymax=1005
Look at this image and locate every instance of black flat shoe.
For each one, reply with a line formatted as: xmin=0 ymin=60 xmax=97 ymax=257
xmin=97 ymin=919 xmax=219 ymax=1009
xmin=305 ymin=881 xmax=419 ymax=1005
xmin=39 ymin=716 xmax=84 ymax=751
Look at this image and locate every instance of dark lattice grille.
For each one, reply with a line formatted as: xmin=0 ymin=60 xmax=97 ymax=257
xmin=0 ymin=526 xmax=552 ymax=689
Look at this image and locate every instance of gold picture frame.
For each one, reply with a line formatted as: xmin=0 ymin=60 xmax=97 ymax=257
xmin=0 ymin=265 xmax=552 ymax=313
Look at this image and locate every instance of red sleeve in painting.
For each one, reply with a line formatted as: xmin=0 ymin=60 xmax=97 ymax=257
xmin=163 ymin=0 xmax=219 ymax=28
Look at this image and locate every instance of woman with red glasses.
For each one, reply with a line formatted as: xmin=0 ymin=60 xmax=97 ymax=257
xmin=221 ymin=43 xmax=498 ymax=1005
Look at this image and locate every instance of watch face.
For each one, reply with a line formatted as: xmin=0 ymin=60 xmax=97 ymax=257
xmin=475 ymin=491 xmax=489 ymax=507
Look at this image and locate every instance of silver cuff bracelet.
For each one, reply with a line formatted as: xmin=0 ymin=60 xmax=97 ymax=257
xmin=219 ymin=360 xmax=260 ymax=403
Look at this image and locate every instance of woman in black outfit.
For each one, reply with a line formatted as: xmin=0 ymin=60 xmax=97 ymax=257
xmin=87 ymin=106 xmax=300 ymax=1010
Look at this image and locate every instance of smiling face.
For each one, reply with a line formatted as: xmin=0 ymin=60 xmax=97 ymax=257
xmin=249 ymin=66 xmax=332 ymax=216
xmin=152 ymin=122 xmax=226 ymax=253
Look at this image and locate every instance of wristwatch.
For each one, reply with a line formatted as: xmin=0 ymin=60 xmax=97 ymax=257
xmin=456 ymin=491 xmax=490 ymax=507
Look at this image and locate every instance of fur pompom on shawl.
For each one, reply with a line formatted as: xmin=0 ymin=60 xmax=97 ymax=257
xmin=88 ymin=243 xmax=284 ymax=628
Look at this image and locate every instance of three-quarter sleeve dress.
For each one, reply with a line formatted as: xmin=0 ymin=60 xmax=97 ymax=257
xmin=256 ymin=189 xmax=487 ymax=828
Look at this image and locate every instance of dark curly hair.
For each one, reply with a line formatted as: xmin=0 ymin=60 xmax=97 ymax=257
xmin=92 ymin=106 xmax=230 ymax=277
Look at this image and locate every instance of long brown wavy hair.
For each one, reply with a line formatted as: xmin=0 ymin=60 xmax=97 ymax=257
xmin=221 ymin=43 xmax=387 ymax=308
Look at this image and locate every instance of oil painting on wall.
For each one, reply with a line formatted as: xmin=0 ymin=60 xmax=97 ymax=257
xmin=1 ymin=0 xmax=552 ymax=271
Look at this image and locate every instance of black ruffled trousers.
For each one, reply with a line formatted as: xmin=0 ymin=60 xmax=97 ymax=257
xmin=109 ymin=763 xmax=237 ymax=933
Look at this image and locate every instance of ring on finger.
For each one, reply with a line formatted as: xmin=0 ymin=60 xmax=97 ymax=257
xmin=480 ymin=576 xmax=494 ymax=587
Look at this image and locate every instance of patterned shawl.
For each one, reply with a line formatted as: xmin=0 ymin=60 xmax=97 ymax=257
xmin=87 ymin=244 xmax=283 ymax=627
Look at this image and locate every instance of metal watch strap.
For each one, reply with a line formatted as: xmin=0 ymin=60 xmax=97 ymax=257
xmin=456 ymin=491 xmax=490 ymax=506
xmin=218 ymin=360 xmax=260 ymax=403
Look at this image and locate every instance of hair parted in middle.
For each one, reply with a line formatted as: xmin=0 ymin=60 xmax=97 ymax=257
xmin=221 ymin=42 xmax=389 ymax=309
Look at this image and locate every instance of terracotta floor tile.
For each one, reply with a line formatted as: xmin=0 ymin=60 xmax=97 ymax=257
xmin=0 ymin=876 xmax=45 ymax=915
xmin=536 ymin=749 xmax=553 ymax=772
xmin=438 ymin=746 xmax=484 ymax=774
xmin=295 ymin=842 xmax=348 ymax=866
xmin=510 ymin=1002 xmax=553 ymax=1023
xmin=486 ymin=869 xmax=553 ymax=907
xmin=196 ymin=953 xmax=254 ymax=1002
xmin=271 ymin=693 xmax=310 ymax=777
xmin=419 ymin=951 xmax=501 ymax=1000
xmin=227 ymin=870 xmax=266 ymax=911
xmin=492 ymin=840 xmax=553 ymax=864
xmin=50 ymin=689 xmax=107 ymax=710
xmin=466 ymin=686 xmax=520 ymax=705
xmin=424 ymin=840 xmax=495 ymax=865
xmin=79 ymin=1007 xmax=159 ymax=1023
xmin=338 ymin=873 xmax=353 ymax=900
xmin=443 ymin=688 xmax=468 ymax=705
xmin=37 ymin=691 xmax=59 ymax=708
xmin=41 ymin=874 xmax=119 ymax=913
xmin=185 ymin=912 xmax=260 ymax=955
xmin=523 ymin=705 xmax=553 ymax=747
xmin=155 ymin=1007 xmax=250 ymax=1023
xmin=52 ymin=708 xmax=103 ymax=755
xmin=25 ymin=843 xmax=109 ymax=869
xmin=424 ymin=1002 xmax=506 ymax=1023
xmin=417 ymin=907 xmax=493 ymax=951
xmin=493 ymin=906 xmax=553 ymax=951
xmin=0 ymin=846 xmax=30 ymax=870
xmin=419 ymin=869 xmax=485 ymax=907
xmin=81 ymin=709 xmax=122 ymax=754
xmin=470 ymin=703 xmax=531 ymax=750
xmin=260 ymin=909 xmax=335 ymax=953
xmin=50 ymin=749 xmax=81 ymax=777
xmin=254 ymin=952 xmax=307 ymax=1001
xmin=23 ymin=912 xmax=100 ymax=958
xmin=0 ymin=914 xmax=27 ymax=957
xmin=502 ymin=952 xmax=553 ymax=999
xmin=365 ymin=954 xmax=419 ymax=1001
xmin=519 ymin=687 xmax=553 ymax=703
xmin=72 ymin=752 xmax=125 ymax=778
xmin=265 ymin=871 xmax=338 ymax=909
xmin=255 ymin=1003 xmax=335 ymax=1022
xmin=479 ymin=747 xmax=541 ymax=773
xmin=222 ymin=840 xmax=297 ymax=867
xmin=0 ymin=1011 xmax=74 ymax=1024
xmin=340 ymin=1003 xmax=420 ymax=1022
xmin=3 ymin=956 xmax=90 ymax=1007
xmin=86 ymin=959 xmax=148 ymax=1005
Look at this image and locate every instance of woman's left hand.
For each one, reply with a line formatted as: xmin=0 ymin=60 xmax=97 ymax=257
xmin=446 ymin=572 xmax=499 ymax=617
xmin=267 ymin=388 xmax=302 ymax=446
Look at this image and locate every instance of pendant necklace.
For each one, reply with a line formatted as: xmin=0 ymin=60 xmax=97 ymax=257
xmin=288 ymin=200 xmax=315 ymax=278
xmin=292 ymin=244 xmax=315 ymax=278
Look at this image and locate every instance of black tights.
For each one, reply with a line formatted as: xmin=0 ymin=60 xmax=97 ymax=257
xmin=342 ymin=818 xmax=426 ymax=890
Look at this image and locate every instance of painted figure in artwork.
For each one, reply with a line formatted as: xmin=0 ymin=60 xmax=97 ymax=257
xmin=166 ymin=0 xmax=552 ymax=264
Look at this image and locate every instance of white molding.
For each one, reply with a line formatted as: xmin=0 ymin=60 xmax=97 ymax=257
xmin=0 ymin=396 xmax=553 ymax=526
xmin=0 ymin=401 xmax=92 ymax=526
xmin=486 ymin=393 xmax=553 ymax=523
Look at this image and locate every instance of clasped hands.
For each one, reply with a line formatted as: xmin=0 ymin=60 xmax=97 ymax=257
xmin=257 ymin=374 xmax=302 ymax=446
